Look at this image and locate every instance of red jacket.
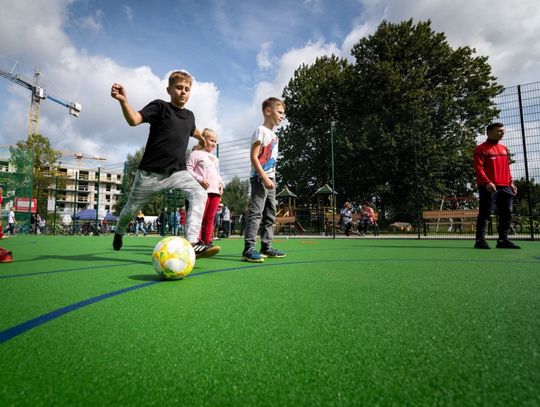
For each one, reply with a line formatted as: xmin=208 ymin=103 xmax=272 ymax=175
xmin=473 ymin=140 xmax=512 ymax=187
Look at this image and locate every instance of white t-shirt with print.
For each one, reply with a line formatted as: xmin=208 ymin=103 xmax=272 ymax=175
xmin=250 ymin=125 xmax=279 ymax=179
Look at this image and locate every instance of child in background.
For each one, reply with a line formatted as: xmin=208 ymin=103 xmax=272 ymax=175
xmin=242 ymin=97 xmax=286 ymax=262
xmin=187 ymin=128 xmax=224 ymax=245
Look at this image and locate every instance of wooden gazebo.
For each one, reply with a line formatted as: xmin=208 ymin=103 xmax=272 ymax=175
xmin=315 ymin=184 xmax=338 ymax=236
xmin=276 ymin=186 xmax=298 ymax=216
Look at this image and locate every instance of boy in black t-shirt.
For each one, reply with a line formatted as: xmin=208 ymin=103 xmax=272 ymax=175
xmin=110 ymin=70 xmax=219 ymax=258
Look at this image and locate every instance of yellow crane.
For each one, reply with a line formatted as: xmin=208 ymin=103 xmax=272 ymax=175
xmin=0 ymin=59 xmax=81 ymax=137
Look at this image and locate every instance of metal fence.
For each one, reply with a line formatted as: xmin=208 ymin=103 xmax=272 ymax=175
xmin=217 ymin=82 xmax=540 ymax=240
xmin=2 ymin=82 xmax=540 ymax=239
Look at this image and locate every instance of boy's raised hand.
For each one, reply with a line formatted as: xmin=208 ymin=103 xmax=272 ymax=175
xmin=111 ymin=83 xmax=127 ymax=102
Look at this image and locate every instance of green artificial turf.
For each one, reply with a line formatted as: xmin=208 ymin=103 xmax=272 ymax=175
xmin=1 ymin=235 xmax=539 ymax=406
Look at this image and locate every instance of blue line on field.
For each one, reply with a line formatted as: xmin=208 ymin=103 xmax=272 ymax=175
xmin=0 ymin=260 xmax=328 ymax=344
xmin=0 ymin=281 xmax=159 ymax=344
xmin=1 ymin=256 xmax=539 ymax=344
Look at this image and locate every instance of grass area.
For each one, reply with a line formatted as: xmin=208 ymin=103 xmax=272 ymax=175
xmin=1 ymin=235 xmax=539 ymax=406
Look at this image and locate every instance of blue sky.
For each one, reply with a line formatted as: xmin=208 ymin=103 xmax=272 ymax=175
xmin=1 ymin=0 xmax=539 ymax=168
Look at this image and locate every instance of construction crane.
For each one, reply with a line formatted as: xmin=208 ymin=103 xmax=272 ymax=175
xmin=0 ymin=60 xmax=81 ymax=137
xmin=58 ymin=150 xmax=107 ymax=170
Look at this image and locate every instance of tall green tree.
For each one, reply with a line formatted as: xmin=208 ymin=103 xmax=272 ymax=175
xmin=9 ymin=134 xmax=62 ymax=216
xmin=351 ymin=19 xmax=502 ymax=219
xmin=221 ymin=176 xmax=250 ymax=215
xmin=280 ymin=55 xmax=360 ymax=202
xmin=281 ymin=19 xmax=503 ymax=222
xmin=513 ymin=178 xmax=540 ymax=217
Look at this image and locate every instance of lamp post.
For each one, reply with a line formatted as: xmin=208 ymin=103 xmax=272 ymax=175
xmin=330 ymin=121 xmax=336 ymax=239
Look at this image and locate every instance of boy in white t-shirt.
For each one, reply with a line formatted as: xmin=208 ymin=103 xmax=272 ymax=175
xmin=242 ymin=97 xmax=286 ymax=263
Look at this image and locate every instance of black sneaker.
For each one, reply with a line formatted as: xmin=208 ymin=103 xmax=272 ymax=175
xmin=496 ymin=239 xmax=521 ymax=249
xmin=474 ymin=239 xmax=490 ymax=249
xmin=113 ymin=233 xmax=123 ymax=251
xmin=260 ymin=247 xmax=286 ymax=258
xmin=192 ymin=241 xmax=220 ymax=258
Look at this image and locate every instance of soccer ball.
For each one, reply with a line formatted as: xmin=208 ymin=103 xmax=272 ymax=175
xmin=152 ymin=236 xmax=196 ymax=280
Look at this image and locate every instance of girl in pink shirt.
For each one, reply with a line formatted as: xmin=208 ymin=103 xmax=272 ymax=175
xmin=187 ymin=128 xmax=224 ymax=245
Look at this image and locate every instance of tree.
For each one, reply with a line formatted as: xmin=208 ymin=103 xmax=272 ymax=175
xmin=513 ymin=178 xmax=540 ymax=217
xmin=9 ymin=134 xmax=62 ymax=216
xmin=280 ymin=55 xmax=360 ymax=203
xmin=221 ymin=176 xmax=250 ymax=215
xmin=351 ymin=19 xmax=502 ymax=219
xmin=281 ymin=20 xmax=503 ymax=222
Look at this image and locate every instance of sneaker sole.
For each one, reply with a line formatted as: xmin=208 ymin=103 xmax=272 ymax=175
xmin=241 ymin=256 xmax=264 ymax=263
xmin=260 ymin=253 xmax=287 ymax=258
xmin=196 ymin=245 xmax=221 ymax=259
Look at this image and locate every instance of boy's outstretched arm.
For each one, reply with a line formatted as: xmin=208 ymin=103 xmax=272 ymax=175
xmin=110 ymin=83 xmax=144 ymax=126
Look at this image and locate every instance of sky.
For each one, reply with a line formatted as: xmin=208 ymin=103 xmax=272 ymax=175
xmin=1 ymin=0 xmax=539 ymax=170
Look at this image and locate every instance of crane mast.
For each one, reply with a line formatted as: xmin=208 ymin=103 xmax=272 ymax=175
xmin=28 ymin=70 xmax=43 ymax=137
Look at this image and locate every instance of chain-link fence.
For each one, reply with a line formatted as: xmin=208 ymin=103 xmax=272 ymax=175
xmin=0 ymin=145 xmax=34 ymax=235
xmin=216 ymin=82 xmax=540 ymax=240
xmin=3 ymin=82 xmax=540 ymax=239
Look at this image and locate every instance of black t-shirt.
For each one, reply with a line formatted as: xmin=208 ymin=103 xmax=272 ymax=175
xmin=138 ymin=99 xmax=196 ymax=174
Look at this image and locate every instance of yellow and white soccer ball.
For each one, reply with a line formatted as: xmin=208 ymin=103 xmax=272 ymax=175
xmin=152 ymin=236 xmax=196 ymax=280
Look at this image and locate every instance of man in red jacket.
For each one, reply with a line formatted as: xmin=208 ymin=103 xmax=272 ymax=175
xmin=473 ymin=122 xmax=520 ymax=249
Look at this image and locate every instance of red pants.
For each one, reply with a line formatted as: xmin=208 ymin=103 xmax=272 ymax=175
xmin=200 ymin=193 xmax=221 ymax=245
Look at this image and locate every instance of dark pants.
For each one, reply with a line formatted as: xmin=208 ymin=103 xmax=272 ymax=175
xmin=476 ymin=186 xmax=513 ymax=241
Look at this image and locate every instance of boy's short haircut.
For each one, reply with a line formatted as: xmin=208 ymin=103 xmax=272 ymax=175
xmin=486 ymin=122 xmax=504 ymax=134
xmin=169 ymin=70 xmax=193 ymax=87
xmin=262 ymin=97 xmax=285 ymax=111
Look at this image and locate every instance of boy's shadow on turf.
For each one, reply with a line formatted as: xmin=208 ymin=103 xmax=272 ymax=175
xmin=18 ymin=252 xmax=148 ymax=265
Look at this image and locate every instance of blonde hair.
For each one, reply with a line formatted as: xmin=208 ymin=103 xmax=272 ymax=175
xmin=262 ymin=97 xmax=285 ymax=112
xmin=202 ymin=128 xmax=217 ymax=139
xmin=168 ymin=70 xmax=193 ymax=87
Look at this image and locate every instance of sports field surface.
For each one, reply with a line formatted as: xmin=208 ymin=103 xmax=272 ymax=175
xmin=1 ymin=235 xmax=539 ymax=406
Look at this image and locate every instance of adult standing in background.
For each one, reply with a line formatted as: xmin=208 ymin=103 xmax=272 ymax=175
xmin=473 ymin=122 xmax=520 ymax=249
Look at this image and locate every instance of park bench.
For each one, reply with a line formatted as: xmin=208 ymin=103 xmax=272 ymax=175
xmin=422 ymin=209 xmax=481 ymax=235
xmin=274 ymin=216 xmax=296 ymax=236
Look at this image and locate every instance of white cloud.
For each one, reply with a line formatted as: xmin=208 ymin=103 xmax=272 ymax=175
xmin=302 ymin=0 xmax=324 ymax=15
xmin=229 ymin=0 xmax=540 ymax=145
xmin=0 ymin=0 xmax=221 ymax=167
xmin=256 ymin=42 xmax=274 ymax=71
xmin=79 ymin=10 xmax=103 ymax=33
xmin=123 ymin=5 xmax=134 ymax=24
xmin=2 ymin=0 xmax=539 ymax=172
xmin=220 ymin=39 xmax=341 ymax=144
xmin=355 ymin=0 xmax=540 ymax=87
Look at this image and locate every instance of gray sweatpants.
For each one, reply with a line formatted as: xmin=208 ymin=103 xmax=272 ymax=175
xmin=244 ymin=176 xmax=276 ymax=251
xmin=116 ymin=170 xmax=206 ymax=243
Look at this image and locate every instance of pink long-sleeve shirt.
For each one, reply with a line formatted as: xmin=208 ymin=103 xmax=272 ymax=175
xmin=186 ymin=149 xmax=224 ymax=195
